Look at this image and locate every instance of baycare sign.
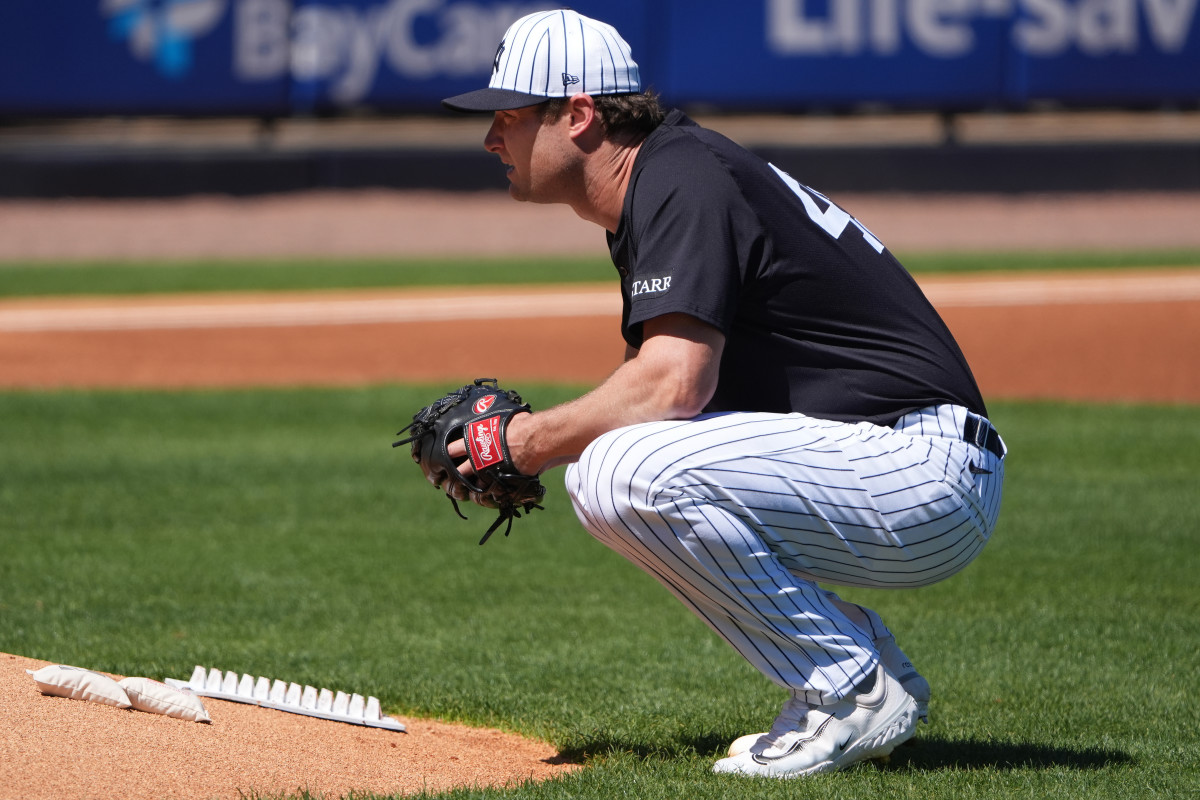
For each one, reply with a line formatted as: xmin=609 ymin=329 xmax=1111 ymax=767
xmin=246 ymin=0 xmax=554 ymax=106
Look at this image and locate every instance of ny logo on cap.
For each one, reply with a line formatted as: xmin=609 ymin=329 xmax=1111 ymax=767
xmin=442 ymin=9 xmax=641 ymax=112
xmin=492 ymin=40 xmax=505 ymax=74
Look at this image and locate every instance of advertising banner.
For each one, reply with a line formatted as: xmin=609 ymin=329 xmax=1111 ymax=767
xmin=0 ymin=0 xmax=1195 ymax=115
xmin=283 ymin=0 xmax=649 ymax=111
xmin=0 ymin=0 xmax=291 ymax=114
xmin=1013 ymin=0 xmax=1200 ymax=103
xmin=663 ymin=0 xmax=1199 ymax=108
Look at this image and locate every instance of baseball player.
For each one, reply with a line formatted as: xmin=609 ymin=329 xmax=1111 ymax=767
xmin=441 ymin=9 xmax=1006 ymax=778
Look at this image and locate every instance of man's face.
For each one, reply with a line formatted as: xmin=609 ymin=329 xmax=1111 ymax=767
xmin=483 ymin=104 xmax=571 ymax=204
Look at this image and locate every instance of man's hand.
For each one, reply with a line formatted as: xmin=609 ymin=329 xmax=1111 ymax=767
xmin=448 ymin=410 xmax=538 ymax=476
xmin=394 ymin=380 xmax=546 ymax=543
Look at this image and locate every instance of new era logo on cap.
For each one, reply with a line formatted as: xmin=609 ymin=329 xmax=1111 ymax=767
xmin=443 ymin=9 xmax=641 ymax=112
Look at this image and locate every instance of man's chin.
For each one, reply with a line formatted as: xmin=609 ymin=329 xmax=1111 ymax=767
xmin=509 ymin=185 xmax=545 ymax=204
xmin=507 ymin=181 xmax=557 ymax=205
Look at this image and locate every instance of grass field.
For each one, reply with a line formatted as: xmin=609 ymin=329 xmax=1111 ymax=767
xmin=2 ymin=252 xmax=1198 ymax=799
xmin=2 ymin=248 xmax=1200 ymax=298
xmin=2 ymin=386 xmax=1198 ymax=799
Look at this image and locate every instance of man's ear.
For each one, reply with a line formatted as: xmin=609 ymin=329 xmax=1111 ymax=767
xmin=565 ymin=93 xmax=599 ymax=140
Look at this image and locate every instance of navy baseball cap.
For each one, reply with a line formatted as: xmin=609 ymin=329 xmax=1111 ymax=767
xmin=442 ymin=9 xmax=642 ymax=113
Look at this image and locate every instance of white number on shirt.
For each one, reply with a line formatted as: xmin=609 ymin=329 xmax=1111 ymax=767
xmin=770 ymin=163 xmax=885 ymax=253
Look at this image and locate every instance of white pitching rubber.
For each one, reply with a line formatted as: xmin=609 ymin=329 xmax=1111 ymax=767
xmin=165 ymin=666 xmax=405 ymax=732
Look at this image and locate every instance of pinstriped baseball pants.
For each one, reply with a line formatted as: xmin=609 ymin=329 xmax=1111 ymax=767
xmin=565 ymin=404 xmax=1005 ymax=705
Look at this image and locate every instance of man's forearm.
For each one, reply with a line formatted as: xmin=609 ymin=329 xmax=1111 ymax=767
xmin=509 ymin=314 xmax=724 ymax=474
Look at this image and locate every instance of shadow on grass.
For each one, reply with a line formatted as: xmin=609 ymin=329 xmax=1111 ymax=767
xmin=889 ymin=735 xmax=1134 ymax=771
xmin=558 ymin=733 xmax=1133 ymax=772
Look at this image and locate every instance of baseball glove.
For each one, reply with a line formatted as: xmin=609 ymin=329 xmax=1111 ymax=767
xmin=394 ymin=378 xmax=546 ymax=544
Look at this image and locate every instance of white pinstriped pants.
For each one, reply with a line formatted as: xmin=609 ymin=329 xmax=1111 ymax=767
xmin=565 ymin=405 xmax=1005 ymax=705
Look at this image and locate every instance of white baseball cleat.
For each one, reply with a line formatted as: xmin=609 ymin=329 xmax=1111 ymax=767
xmin=877 ymin=637 xmax=930 ymax=724
xmin=713 ymin=665 xmax=918 ymax=778
xmin=725 ymin=640 xmax=929 ymax=759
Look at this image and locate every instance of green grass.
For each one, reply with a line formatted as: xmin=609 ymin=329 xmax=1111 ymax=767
xmin=0 ymin=257 xmax=616 ymax=298
xmin=1 ymin=388 xmax=1197 ymax=799
xmin=1 ymin=248 xmax=1197 ymax=298
xmin=899 ymin=248 xmax=1200 ymax=274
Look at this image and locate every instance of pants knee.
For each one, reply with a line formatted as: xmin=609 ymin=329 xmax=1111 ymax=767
xmin=565 ymin=428 xmax=650 ymax=540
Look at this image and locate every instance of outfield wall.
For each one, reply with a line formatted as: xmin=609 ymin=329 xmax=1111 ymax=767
xmin=2 ymin=0 xmax=1197 ymax=116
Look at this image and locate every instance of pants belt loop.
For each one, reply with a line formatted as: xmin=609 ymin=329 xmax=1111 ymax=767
xmin=963 ymin=412 xmax=1005 ymax=459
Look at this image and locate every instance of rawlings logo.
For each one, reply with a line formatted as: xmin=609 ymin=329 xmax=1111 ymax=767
xmin=473 ymin=395 xmax=497 ymax=414
xmin=467 ymin=416 xmax=503 ymax=470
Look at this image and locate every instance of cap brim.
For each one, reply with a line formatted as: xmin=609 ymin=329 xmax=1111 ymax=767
xmin=441 ymin=88 xmax=549 ymax=113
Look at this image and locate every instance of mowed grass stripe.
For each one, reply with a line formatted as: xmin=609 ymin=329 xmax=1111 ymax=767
xmin=2 ymin=249 xmax=1200 ymax=298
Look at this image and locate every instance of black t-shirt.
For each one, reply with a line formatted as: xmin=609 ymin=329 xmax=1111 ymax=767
xmin=607 ymin=110 xmax=987 ymax=427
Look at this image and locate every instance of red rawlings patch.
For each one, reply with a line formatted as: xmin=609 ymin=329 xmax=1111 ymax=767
xmin=473 ymin=395 xmax=496 ymax=414
xmin=466 ymin=415 xmax=504 ymax=470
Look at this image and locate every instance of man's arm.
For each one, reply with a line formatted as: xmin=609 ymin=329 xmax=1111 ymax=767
xmin=503 ymin=312 xmax=724 ymax=474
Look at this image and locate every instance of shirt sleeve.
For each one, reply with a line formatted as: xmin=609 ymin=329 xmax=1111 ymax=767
xmin=621 ymin=142 xmax=756 ymax=345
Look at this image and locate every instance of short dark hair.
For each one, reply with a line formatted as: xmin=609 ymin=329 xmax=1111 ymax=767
xmin=543 ymin=91 xmax=665 ymax=144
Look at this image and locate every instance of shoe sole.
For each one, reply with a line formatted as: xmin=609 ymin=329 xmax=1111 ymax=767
xmin=829 ymin=696 xmax=919 ymax=773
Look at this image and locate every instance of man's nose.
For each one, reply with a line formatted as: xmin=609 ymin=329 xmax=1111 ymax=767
xmin=483 ymin=116 xmax=503 ymax=153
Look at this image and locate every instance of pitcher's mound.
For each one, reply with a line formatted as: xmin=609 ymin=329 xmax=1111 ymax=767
xmin=0 ymin=653 xmax=579 ymax=800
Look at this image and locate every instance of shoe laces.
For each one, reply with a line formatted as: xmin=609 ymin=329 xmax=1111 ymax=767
xmin=761 ymin=695 xmax=812 ymax=747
